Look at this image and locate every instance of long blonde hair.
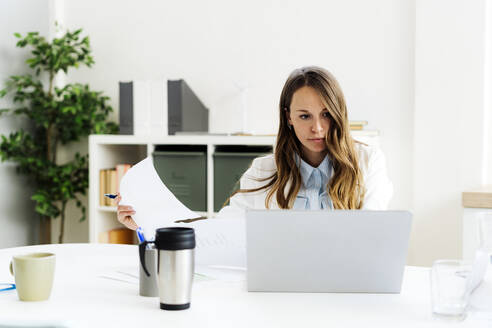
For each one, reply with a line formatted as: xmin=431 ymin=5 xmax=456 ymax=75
xmin=233 ymin=66 xmax=365 ymax=209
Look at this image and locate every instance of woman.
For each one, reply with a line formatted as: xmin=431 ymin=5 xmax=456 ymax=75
xmin=117 ymin=66 xmax=392 ymax=229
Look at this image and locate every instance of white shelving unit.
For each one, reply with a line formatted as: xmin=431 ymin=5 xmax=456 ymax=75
xmin=88 ymin=131 xmax=380 ymax=243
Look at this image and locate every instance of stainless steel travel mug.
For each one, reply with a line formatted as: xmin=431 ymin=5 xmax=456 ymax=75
xmin=139 ymin=246 xmax=158 ymax=297
xmin=139 ymin=227 xmax=195 ymax=310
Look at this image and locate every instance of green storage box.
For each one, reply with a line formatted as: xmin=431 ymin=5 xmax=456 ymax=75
xmin=213 ymin=145 xmax=272 ymax=212
xmin=153 ymin=145 xmax=207 ymax=212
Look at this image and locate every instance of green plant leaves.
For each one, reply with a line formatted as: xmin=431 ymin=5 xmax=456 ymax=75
xmin=0 ymin=27 xmax=118 ymax=235
xmin=14 ymin=29 xmax=94 ymax=76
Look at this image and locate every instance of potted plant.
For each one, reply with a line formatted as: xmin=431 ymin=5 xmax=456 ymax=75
xmin=0 ymin=27 xmax=118 ymax=243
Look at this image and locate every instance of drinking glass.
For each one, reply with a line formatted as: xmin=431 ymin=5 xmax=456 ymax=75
xmin=430 ymin=260 xmax=470 ymax=321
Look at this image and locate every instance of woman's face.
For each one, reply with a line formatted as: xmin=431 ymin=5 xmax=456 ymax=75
xmin=287 ymin=86 xmax=330 ymax=165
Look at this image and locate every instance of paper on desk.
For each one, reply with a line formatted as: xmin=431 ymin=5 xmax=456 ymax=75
xmin=119 ymin=156 xmax=200 ymax=241
xmin=466 ymin=248 xmax=489 ymax=294
xmin=195 ymin=265 xmax=246 ymax=283
xmin=175 ymin=217 xmax=246 ymax=268
xmin=469 ymin=277 xmax=492 ymax=313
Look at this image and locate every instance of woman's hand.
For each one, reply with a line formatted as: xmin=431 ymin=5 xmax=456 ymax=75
xmin=116 ymin=192 xmax=138 ymax=230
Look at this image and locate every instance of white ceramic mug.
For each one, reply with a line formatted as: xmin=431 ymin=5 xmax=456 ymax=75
xmin=10 ymin=252 xmax=56 ymax=301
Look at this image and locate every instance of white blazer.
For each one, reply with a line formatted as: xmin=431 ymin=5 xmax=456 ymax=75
xmin=221 ymin=143 xmax=393 ymax=213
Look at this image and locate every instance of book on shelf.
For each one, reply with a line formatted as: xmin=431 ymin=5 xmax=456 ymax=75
xmin=101 ymin=169 xmax=113 ymax=206
xmin=99 ymin=169 xmax=112 ymax=206
xmin=107 ymin=170 xmax=117 ymax=206
xmin=99 ymin=169 xmax=105 ymax=207
xmin=98 ymin=228 xmax=136 ymax=244
xmin=99 ymin=164 xmax=132 ymax=206
xmin=349 ymin=120 xmax=368 ymax=131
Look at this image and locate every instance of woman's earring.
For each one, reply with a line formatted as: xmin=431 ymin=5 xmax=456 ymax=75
xmin=288 ymin=124 xmax=293 ymax=130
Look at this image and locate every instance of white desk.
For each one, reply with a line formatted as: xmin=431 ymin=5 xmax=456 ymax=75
xmin=0 ymin=244 xmax=490 ymax=327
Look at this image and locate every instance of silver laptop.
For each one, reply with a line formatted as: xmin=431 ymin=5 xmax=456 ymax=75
xmin=246 ymin=210 xmax=412 ymax=293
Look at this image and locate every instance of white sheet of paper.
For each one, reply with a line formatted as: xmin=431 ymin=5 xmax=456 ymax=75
xmin=466 ymin=248 xmax=489 ymax=294
xmin=119 ymin=156 xmax=200 ymax=240
xmin=175 ymin=217 xmax=246 ymax=268
xmin=469 ymin=272 xmax=492 ymax=312
xmin=195 ymin=265 xmax=246 ymax=283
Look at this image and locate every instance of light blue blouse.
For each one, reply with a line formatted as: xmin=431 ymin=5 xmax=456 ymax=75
xmin=293 ymin=154 xmax=333 ymax=210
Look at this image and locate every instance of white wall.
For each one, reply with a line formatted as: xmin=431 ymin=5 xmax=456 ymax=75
xmin=5 ymin=0 xmax=491 ymax=266
xmin=60 ymin=0 xmax=416 ymax=243
xmin=0 ymin=0 xmax=51 ymax=247
xmin=413 ymin=0 xmax=490 ymax=265
xmin=485 ymin=0 xmax=492 ymax=187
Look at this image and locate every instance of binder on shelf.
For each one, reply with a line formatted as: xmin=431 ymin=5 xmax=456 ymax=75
xmin=119 ymin=79 xmax=168 ymax=137
xmin=119 ymin=82 xmax=133 ymax=135
xmin=133 ymin=80 xmax=151 ymax=136
xmin=118 ymin=78 xmax=208 ymax=137
xmin=168 ymin=79 xmax=209 ymax=135
xmin=150 ymin=79 xmax=168 ymax=137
